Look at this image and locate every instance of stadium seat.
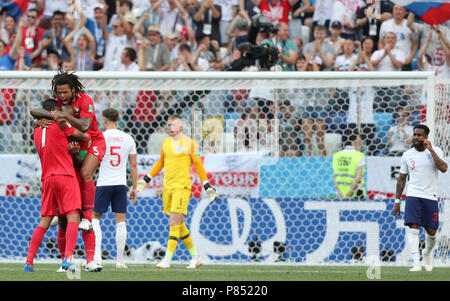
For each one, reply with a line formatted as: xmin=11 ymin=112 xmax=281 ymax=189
xmin=374 ymin=112 xmax=393 ymax=145
xmin=410 ymin=111 xmax=421 ymax=126
xmin=224 ymin=112 xmax=242 ymax=133
xmin=326 ymin=112 xmax=347 ymax=135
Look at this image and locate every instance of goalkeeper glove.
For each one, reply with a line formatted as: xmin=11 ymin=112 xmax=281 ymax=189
xmin=203 ymin=181 xmax=218 ymax=202
xmin=137 ymin=175 xmax=152 ymax=193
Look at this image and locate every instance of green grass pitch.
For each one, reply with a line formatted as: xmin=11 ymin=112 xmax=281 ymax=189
xmin=1 ymin=263 xmax=449 ymax=281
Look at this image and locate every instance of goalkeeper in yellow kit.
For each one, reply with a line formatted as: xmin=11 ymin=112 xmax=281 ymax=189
xmin=136 ymin=115 xmax=218 ymax=269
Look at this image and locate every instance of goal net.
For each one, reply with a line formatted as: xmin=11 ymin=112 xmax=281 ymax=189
xmin=0 ymin=71 xmax=448 ymax=267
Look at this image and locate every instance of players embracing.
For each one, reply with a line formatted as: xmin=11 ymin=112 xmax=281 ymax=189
xmin=31 ymin=71 xmax=105 ymax=272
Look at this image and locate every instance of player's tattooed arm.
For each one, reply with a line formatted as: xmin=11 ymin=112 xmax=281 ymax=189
xmin=51 ymin=110 xmax=93 ymax=133
xmin=30 ymin=108 xmax=54 ymax=128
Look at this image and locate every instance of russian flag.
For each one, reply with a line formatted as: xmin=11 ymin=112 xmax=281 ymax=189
xmin=0 ymin=0 xmax=31 ymax=20
xmin=391 ymin=0 xmax=450 ymax=25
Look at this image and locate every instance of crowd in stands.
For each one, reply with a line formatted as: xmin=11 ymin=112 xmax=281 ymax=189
xmin=0 ymin=0 xmax=449 ymax=156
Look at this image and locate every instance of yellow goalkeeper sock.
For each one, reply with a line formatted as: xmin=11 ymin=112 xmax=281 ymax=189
xmin=180 ymin=223 xmax=197 ymax=257
xmin=166 ymin=225 xmax=181 ymax=260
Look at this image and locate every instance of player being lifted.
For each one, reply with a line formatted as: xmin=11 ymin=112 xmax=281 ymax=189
xmin=31 ymin=71 xmax=105 ymax=272
xmin=394 ymin=124 xmax=447 ymax=272
xmin=24 ymin=99 xmax=90 ymax=272
xmin=136 ymin=115 xmax=218 ymax=269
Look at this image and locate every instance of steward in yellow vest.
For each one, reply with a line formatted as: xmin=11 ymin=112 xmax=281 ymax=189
xmin=332 ymin=135 xmax=367 ymax=199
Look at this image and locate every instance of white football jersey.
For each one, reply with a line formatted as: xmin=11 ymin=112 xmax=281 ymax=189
xmin=400 ymin=146 xmax=445 ymax=200
xmin=97 ymin=129 xmax=137 ymax=187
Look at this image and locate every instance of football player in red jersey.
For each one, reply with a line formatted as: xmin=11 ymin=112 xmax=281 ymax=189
xmin=31 ymin=71 xmax=105 ymax=272
xmin=24 ymin=99 xmax=90 ymax=272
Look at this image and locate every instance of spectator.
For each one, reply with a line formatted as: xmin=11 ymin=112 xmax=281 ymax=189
xmin=21 ymin=8 xmax=46 ymax=64
xmin=279 ymin=100 xmax=302 ymax=157
xmin=379 ymin=5 xmax=418 ymax=71
xmin=226 ymin=13 xmax=250 ymax=57
xmin=0 ymin=30 xmax=31 ymax=71
xmin=0 ymin=14 xmax=17 ymax=44
xmin=41 ymin=10 xmax=71 ymax=61
xmin=417 ymin=30 xmax=450 ymax=79
xmin=38 ymin=0 xmax=69 ymax=20
xmin=118 ymin=47 xmax=139 ymax=71
xmin=193 ymin=0 xmax=221 ymax=45
xmin=163 ymin=30 xmax=178 ymax=64
xmin=325 ymin=21 xmax=345 ymax=56
xmin=407 ymin=13 xmax=450 ymax=60
xmin=355 ymin=0 xmax=392 ymax=45
xmin=262 ymin=22 xmax=299 ymax=71
xmin=303 ymin=25 xmax=336 ymax=70
xmin=345 ymin=84 xmax=377 ymax=155
xmin=153 ymin=0 xmax=186 ymax=37
xmin=172 ymin=42 xmax=208 ymax=71
xmin=294 ymin=54 xmax=330 ymax=156
xmin=79 ymin=0 xmax=104 ymax=20
xmin=290 ymin=0 xmax=313 ymax=43
xmin=44 ymin=48 xmax=61 ymax=71
xmin=85 ymin=4 xmax=111 ymax=69
xmin=63 ymin=21 xmax=97 ymax=71
xmin=250 ymin=0 xmax=295 ymax=25
xmin=214 ymin=0 xmax=239 ymax=47
xmin=0 ymin=18 xmax=32 ymax=71
xmin=138 ymin=24 xmax=171 ymax=71
xmin=109 ymin=0 xmax=135 ymax=31
xmin=386 ymin=107 xmax=413 ymax=156
xmin=239 ymin=0 xmax=257 ymax=19
xmin=103 ymin=17 xmax=133 ymax=71
xmin=60 ymin=56 xmax=75 ymax=70
xmin=311 ymin=0 xmax=334 ymax=32
xmin=348 ymin=39 xmax=374 ymax=71
xmin=334 ymin=39 xmax=357 ymax=71
xmin=329 ymin=0 xmax=366 ymax=40
xmin=170 ymin=12 xmax=197 ymax=62
xmin=133 ymin=0 xmax=162 ymax=41
xmin=370 ymin=31 xmax=405 ymax=71
xmin=195 ymin=32 xmax=217 ymax=64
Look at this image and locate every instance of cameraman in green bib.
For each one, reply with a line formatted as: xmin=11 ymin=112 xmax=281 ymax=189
xmin=332 ymin=134 xmax=367 ymax=199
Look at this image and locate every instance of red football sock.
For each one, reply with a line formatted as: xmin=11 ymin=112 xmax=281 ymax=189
xmin=81 ymin=180 xmax=95 ymax=221
xmin=26 ymin=226 xmax=47 ymax=266
xmin=64 ymin=222 xmax=79 ymax=261
xmin=82 ymin=230 xmax=96 ymax=263
xmin=57 ymin=227 xmax=66 ymax=261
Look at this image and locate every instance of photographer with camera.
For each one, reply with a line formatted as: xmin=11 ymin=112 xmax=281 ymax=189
xmin=225 ymin=13 xmax=281 ymax=71
xmin=261 ymin=22 xmax=299 ymax=71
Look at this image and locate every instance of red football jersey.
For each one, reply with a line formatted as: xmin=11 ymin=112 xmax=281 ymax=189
xmin=259 ymin=0 xmax=291 ymax=24
xmin=56 ymin=93 xmax=102 ymax=142
xmin=34 ymin=122 xmax=76 ymax=180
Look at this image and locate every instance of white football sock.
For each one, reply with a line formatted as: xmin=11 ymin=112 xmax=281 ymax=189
xmin=116 ymin=222 xmax=127 ymax=264
xmin=423 ymin=232 xmax=437 ymax=255
xmin=408 ymin=228 xmax=420 ymax=266
xmin=92 ymin=218 xmax=102 ymax=263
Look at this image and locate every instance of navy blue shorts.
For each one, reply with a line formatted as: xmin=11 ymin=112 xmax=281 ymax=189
xmin=94 ymin=185 xmax=128 ymax=214
xmin=404 ymin=196 xmax=439 ymax=229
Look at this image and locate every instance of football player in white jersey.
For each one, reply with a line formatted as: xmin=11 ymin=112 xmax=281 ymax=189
xmin=394 ymin=124 xmax=447 ymax=272
xmin=92 ymin=108 xmax=138 ymax=268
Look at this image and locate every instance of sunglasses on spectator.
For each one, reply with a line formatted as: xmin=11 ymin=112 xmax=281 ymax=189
xmin=27 ymin=15 xmax=37 ymax=19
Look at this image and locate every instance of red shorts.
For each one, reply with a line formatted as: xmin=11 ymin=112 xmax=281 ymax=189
xmin=41 ymin=175 xmax=81 ymax=217
xmin=88 ymin=136 xmax=106 ymax=163
xmin=79 ymin=136 xmax=106 ymax=164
